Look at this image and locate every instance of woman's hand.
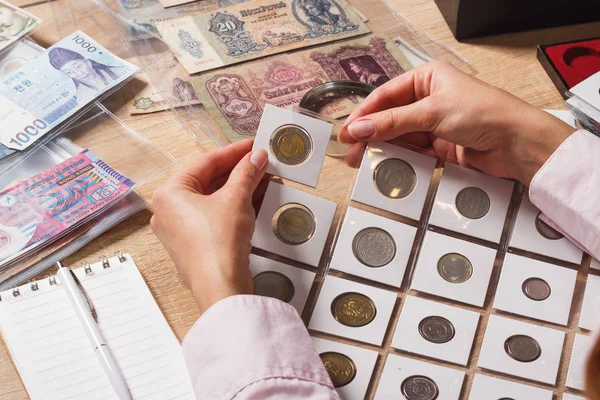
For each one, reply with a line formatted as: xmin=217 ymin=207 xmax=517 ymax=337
xmin=151 ymin=139 xmax=268 ymax=313
xmin=339 ymin=60 xmax=576 ymax=186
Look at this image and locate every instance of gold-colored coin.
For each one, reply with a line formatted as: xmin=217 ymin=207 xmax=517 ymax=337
xmin=270 ymin=124 xmax=313 ymax=165
xmin=331 ymin=292 xmax=377 ymax=327
xmin=272 ymin=203 xmax=316 ymax=245
xmin=319 ymin=352 xmax=357 ymax=388
xmin=253 ymin=271 xmax=295 ymax=303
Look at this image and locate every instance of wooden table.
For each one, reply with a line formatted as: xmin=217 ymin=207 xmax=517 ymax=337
xmin=1 ymin=0 xmax=599 ymax=398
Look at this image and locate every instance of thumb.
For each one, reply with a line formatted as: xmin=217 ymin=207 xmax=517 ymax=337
xmin=225 ymin=148 xmax=269 ymax=197
xmin=346 ymin=99 xmax=441 ymax=143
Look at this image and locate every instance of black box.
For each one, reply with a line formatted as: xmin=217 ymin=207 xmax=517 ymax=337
xmin=435 ymin=0 xmax=600 ymax=40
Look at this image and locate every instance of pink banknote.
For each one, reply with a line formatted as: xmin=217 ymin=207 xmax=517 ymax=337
xmin=0 ymin=150 xmax=134 ymax=264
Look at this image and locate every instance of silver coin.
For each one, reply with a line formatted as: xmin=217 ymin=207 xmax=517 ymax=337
xmin=373 ymin=158 xmax=417 ymax=199
xmin=504 ymin=334 xmax=542 ymax=363
xmin=272 ymin=203 xmax=316 ymax=245
xmin=437 ymin=253 xmax=473 ymax=284
xmin=522 ymin=277 xmax=551 ymax=301
xmin=253 ymin=271 xmax=295 ymax=303
xmin=535 ymin=212 xmax=564 ymax=240
xmin=351 ymin=227 xmax=396 ymax=268
xmin=455 ymin=187 xmax=491 ymax=219
xmin=418 ymin=316 xmax=456 ymax=344
xmin=269 ymin=124 xmax=313 ymax=166
xmin=401 ymin=375 xmax=439 ymax=400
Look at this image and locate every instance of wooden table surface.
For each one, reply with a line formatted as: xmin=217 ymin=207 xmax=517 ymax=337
xmin=1 ymin=0 xmax=599 ymax=398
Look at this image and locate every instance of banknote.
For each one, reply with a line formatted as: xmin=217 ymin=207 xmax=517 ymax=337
xmin=0 ymin=149 xmax=134 ymax=265
xmin=156 ymin=0 xmax=370 ymax=74
xmin=0 ymin=0 xmax=40 ymax=53
xmin=192 ymin=34 xmax=414 ymax=142
xmin=0 ymin=30 xmax=138 ymax=155
xmin=129 ymin=55 xmax=201 ymax=114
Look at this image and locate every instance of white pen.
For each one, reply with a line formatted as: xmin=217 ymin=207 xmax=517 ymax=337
xmin=56 ymin=261 xmax=132 ymax=400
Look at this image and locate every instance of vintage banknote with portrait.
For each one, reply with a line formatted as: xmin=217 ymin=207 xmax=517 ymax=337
xmin=192 ymin=34 xmax=414 ymax=142
xmin=156 ymin=0 xmax=370 ymax=74
xmin=0 ymin=0 xmax=39 ymax=53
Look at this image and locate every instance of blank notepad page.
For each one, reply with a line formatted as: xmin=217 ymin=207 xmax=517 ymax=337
xmin=0 ymin=254 xmax=195 ymax=400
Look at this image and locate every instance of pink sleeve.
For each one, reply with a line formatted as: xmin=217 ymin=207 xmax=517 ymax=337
xmin=529 ymin=129 xmax=600 ymax=259
xmin=182 ymin=295 xmax=339 ymax=400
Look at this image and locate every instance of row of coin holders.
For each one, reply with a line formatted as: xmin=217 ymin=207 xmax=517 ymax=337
xmin=250 ymin=106 xmax=597 ymax=397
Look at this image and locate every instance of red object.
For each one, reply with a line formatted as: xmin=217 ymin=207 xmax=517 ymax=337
xmin=543 ymin=39 xmax=600 ymax=88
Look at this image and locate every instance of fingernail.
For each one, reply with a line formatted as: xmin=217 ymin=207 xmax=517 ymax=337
xmin=348 ymin=120 xmax=375 ymax=139
xmin=250 ymin=149 xmax=268 ymax=170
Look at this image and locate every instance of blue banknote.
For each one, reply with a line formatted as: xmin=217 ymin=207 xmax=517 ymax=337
xmin=0 ymin=30 xmax=138 ymax=156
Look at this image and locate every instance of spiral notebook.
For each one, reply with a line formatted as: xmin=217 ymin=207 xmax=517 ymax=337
xmin=0 ymin=253 xmax=195 ymax=400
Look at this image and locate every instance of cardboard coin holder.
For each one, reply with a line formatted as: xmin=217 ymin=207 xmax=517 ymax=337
xmin=468 ymin=373 xmax=553 ymax=400
xmin=580 ymin=274 xmax=600 ymax=331
xmin=566 ymin=333 xmax=595 ymax=390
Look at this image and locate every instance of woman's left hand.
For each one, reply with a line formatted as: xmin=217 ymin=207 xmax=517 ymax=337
xmin=151 ymin=139 xmax=269 ymax=313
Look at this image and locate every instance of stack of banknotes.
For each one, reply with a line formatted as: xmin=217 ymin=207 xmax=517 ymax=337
xmin=566 ymin=71 xmax=600 ymax=136
xmin=0 ymin=2 xmax=145 ymax=284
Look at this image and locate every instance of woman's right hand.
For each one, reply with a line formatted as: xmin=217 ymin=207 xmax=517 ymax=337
xmin=339 ymin=61 xmax=576 ymax=186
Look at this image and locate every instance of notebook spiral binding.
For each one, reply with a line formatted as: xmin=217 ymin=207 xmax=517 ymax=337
xmin=0 ymin=251 xmax=128 ymax=301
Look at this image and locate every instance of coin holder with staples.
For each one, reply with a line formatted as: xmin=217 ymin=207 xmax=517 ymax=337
xmin=493 ymin=253 xmax=577 ymax=326
xmin=252 ymin=181 xmax=337 ymax=267
xmin=478 ymin=314 xmax=565 ymax=385
xmin=429 ymin=162 xmax=514 ymax=243
xmin=391 ymin=295 xmax=480 ymax=366
xmin=249 ymin=254 xmax=315 ymax=315
xmin=328 ymin=207 xmax=417 ymax=287
xmin=375 ymin=354 xmax=465 ymax=400
xmin=566 ymin=333 xmax=595 ymax=390
xmin=309 ymin=276 xmax=397 ymax=345
xmin=351 ymin=142 xmax=436 ymax=221
xmin=468 ymin=373 xmax=553 ymax=400
xmin=579 ymin=273 xmax=600 ymax=331
xmin=252 ymin=104 xmax=332 ymax=188
xmin=410 ymin=231 xmax=497 ymax=307
xmin=312 ymin=337 xmax=378 ymax=400
xmin=509 ymin=192 xmax=583 ymax=264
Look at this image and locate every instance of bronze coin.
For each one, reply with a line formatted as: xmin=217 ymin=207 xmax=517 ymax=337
xmin=272 ymin=203 xmax=316 ymax=245
xmin=253 ymin=271 xmax=295 ymax=303
xmin=270 ymin=124 xmax=313 ymax=165
xmin=534 ymin=212 xmax=564 ymax=240
xmin=437 ymin=253 xmax=473 ymax=284
xmin=351 ymin=227 xmax=396 ymax=268
xmin=504 ymin=334 xmax=542 ymax=363
xmin=319 ymin=352 xmax=357 ymax=388
xmin=401 ymin=375 xmax=439 ymax=400
xmin=455 ymin=187 xmax=491 ymax=219
xmin=418 ymin=316 xmax=456 ymax=344
xmin=331 ymin=292 xmax=377 ymax=327
xmin=373 ymin=158 xmax=417 ymax=199
xmin=522 ymin=277 xmax=551 ymax=301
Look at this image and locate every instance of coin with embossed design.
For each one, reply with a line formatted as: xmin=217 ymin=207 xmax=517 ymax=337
xmin=535 ymin=212 xmax=564 ymax=240
xmin=319 ymin=352 xmax=357 ymax=388
xmin=522 ymin=277 xmax=551 ymax=301
xmin=437 ymin=253 xmax=473 ymax=284
xmin=331 ymin=292 xmax=377 ymax=327
xmin=272 ymin=203 xmax=316 ymax=245
xmin=352 ymin=227 xmax=396 ymax=267
xmin=253 ymin=271 xmax=295 ymax=303
xmin=373 ymin=158 xmax=417 ymax=199
xmin=401 ymin=375 xmax=439 ymax=400
xmin=270 ymin=124 xmax=312 ymax=165
xmin=418 ymin=316 xmax=456 ymax=344
xmin=455 ymin=186 xmax=490 ymax=219
xmin=504 ymin=334 xmax=542 ymax=362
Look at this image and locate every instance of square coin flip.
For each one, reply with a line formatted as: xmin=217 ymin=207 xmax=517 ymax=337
xmin=253 ymin=104 xmax=332 ymax=188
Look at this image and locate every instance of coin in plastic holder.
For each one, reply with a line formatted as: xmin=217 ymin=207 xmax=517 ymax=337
xmin=521 ymin=277 xmax=551 ymax=301
xmin=418 ymin=316 xmax=456 ymax=344
xmin=272 ymin=203 xmax=316 ymax=245
xmin=401 ymin=375 xmax=440 ymax=400
xmin=436 ymin=253 xmax=473 ymax=284
xmin=269 ymin=124 xmax=313 ymax=166
xmin=351 ymin=227 xmax=396 ymax=268
xmin=319 ymin=351 xmax=357 ymax=388
xmin=331 ymin=292 xmax=377 ymax=327
xmin=534 ymin=212 xmax=564 ymax=240
xmin=504 ymin=334 xmax=542 ymax=363
xmin=253 ymin=271 xmax=295 ymax=303
xmin=373 ymin=158 xmax=417 ymax=199
xmin=455 ymin=186 xmax=490 ymax=219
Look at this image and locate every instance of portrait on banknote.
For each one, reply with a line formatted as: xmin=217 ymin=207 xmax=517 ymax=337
xmin=340 ymin=56 xmax=391 ymax=86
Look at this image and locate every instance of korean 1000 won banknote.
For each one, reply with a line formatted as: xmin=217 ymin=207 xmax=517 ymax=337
xmin=0 ymin=0 xmax=40 ymax=52
xmin=0 ymin=149 xmax=135 ymax=265
xmin=156 ymin=0 xmax=370 ymax=74
xmin=0 ymin=30 xmax=138 ymax=156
